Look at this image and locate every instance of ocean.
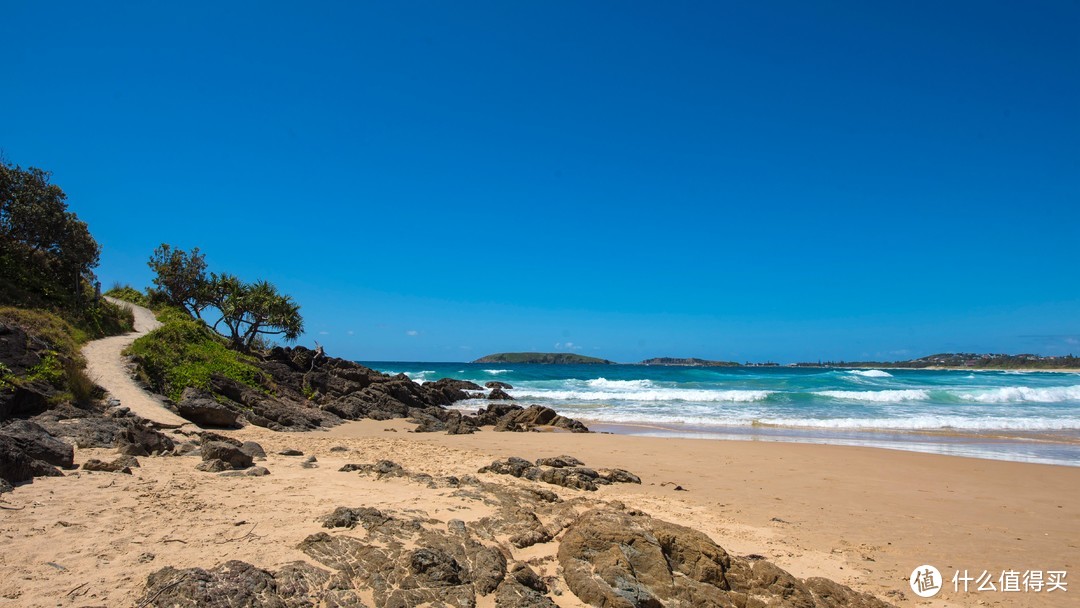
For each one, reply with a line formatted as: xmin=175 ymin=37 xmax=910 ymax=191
xmin=361 ymin=362 xmax=1080 ymax=466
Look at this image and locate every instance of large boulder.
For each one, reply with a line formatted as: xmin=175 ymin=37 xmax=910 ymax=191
xmin=0 ymin=420 xmax=74 ymax=468
xmin=201 ymin=441 xmax=253 ymax=470
xmin=487 ymin=387 xmax=514 ymax=401
xmin=176 ymin=388 xmax=240 ymax=428
xmin=558 ymin=508 xmax=894 ymax=608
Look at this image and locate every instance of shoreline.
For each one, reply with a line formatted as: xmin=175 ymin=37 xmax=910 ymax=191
xmin=326 ymin=418 xmax=1080 ymax=607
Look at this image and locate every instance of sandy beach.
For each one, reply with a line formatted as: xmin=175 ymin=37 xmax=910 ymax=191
xmin=2 ymin=418 xmax=1076 ymax=607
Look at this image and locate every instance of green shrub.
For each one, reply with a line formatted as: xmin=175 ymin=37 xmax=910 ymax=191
xmin=154 ymin=306 xmax=195 ymax=325
xmin=104 ymin=284 xmax=150 ymax=306
xmin=124 ymin=319 xmax=265 ymax=401
xmin=65 ymin=299 xmax=135 ymax=340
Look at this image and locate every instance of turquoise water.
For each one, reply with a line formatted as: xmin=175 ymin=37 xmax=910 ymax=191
xmin=361 ymin=362 xmax=1080 ymax=466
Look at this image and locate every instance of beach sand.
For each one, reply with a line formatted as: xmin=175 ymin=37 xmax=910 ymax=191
xmin=1 ymin=419 xmax=1076 ymax=607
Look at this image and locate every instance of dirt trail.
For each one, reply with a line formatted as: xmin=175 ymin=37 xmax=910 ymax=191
xmin=80 ymin=297 xmax=188 ymax=427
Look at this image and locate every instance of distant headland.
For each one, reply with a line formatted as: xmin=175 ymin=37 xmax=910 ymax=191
xmin=473 ymin=352 xmax=614 ymax=364
xmin=639 ymin=357 xmax=739 ymax=367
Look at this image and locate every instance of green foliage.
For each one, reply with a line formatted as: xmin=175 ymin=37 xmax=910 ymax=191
xmin=65 ymin=299 xmax=135 ymax=340
xmin=0 ymin=306 xmax=83 ymax=363
xmin=147 ymin=244 xmax=211 ymax=318
xmin=154 ymin=305 xmax=195 ymax=324
xmin=208 ymin=274 xmax=303 ymax=351
xmin=0 ymin=161 xmax=100 ymax=309
xmin=104 ymin=283 xmax=149 ymax=306
xmin=124 ymin=318 xmax=265 ymax=401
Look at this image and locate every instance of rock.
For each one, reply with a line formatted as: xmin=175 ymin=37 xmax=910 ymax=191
xmin=599 ymin=468 xmax=642 ymax=484
xmin=138 ymin=560 xmax=337 ymax=608
xmin=320 ymin=506 xmax=394 ymax=530
xmin=524 ymin=466 xmax=599 ymax=491
xmin=340 ymin=460 xmax=408 ymax=478
xmin=198 ymin=431 xmax=242 ymax=447
xmin=239 ymin=441 xmax=266 ymax=459
xmin=0 ymin=420 xmax=74 ymax=469
xmin=196 ymin=458 xmax=230 ymax=473
xmin=329 ymin=446 xmax=348 ymax=452
xmin=479 ymin=456 xmax=535 ymax=478
xmin=201 ymin=441 xmax=254 ymax=469
xmin=82 ymin=456 xmax=137 ymax=474
xmin=445 ymin=415 xmax=476 ymax=435
xmin=535 ymin=455 xmax=583 ymax=468
xmin=278 ymin=449 xmax=303 ymax=456
xmin=301 ymin=455 xmax=318 ymax=469
xmin=558 ymin=508 xmax=895 ymax=608
xmin=496 ymin=563 xmax=556 ymax=608
xmin=176 ymin=387 xmax=240 ymax=428
xmin=0 ymin=478 xmax=12 ymax=493
xmin=485 ymin=381 xmax=513 ymax=390
xmin=116 ymin=423 xmax=175 ymax=456
xmin=0 ymin=434 xmax=54 ymax=484
xmin=488 ymin=387 xmax=514 ymax=401
xmin=246 ymin=466 xmax=271 ymax=476
xmin=494 ymin=405 xmax=588 ymax=433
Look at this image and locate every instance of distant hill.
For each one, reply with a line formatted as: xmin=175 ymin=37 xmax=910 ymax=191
xmin=473 ymin=352 xmax=614 ymax=365
xmin=640 ymin=357 xmax=740 ymax=367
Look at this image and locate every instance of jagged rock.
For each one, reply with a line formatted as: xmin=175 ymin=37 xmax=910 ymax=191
xmin=485 ymin=381 xmax=513 ymax=390
xmin=278 ymin=449 xmax=304 ymax=456
xmin=201 ymin=441 xmax=253 ymax=469
xmin=82 ymin=455 xmax=139 ymax=474
xmin=488 ymin=387 xmax=514 ymax=401
xmin=209 ymin=374 xmax=341 ymax=432
xmin=116 ymin=423 xmax=175 ymax=456
xmin=321 ymin=506 xmax=393 ymax=530
xmin=524 ymin=466 xmax=600 ymax=491
xmin=340 ymin=460 xmax=407 ymax=478
xmin=471 ymin=402 xmax=522 ymax=426
xmin=0 ymin=478 xmax=12 ymax=493
xmin=495 ymin=563 xmax=555 ymax=608
xmin=445 ymin=415 xmax=476 ymax=435
xmin=246 ymin=466 xmax=271 ymax=476
xmin=558 ymin=508 xmax=895 ymax=608
xmin=176 ymin=387 xmax=240 ymax=428
xmin=0 ymin=382 xmax=52 ymax=421
xmin=0 ymin=434 xmax=36 ymax=483
xmin=479 ymin=456 xmax=535 ymax=478
xmin=423 ymin=378 xmax=483 ymax=404
xmin=0 ymin=420 xmax=74 ymax=469
xmin=301 ymin=455 xmax=319 ymax=469
xmin=239 ymin=441 xmax=266 ymax=459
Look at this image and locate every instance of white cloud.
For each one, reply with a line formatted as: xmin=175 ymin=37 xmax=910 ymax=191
xmin=318 ymin=331 xmax=330 ymax=335
xmin=346 ymin=330 xmax=355 ymax=336
xmin=406 ymin=330 xmax=419 ymax=336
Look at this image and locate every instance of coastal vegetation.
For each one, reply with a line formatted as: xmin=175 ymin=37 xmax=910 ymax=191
xmin=123 ymin=313 xmax=265 ymax=402
xmin=1 ymin=160 xmax=132 ymax=406
xmin=146 ymin=244 xmax=303 ymax=351
xmin=474 ymin=352 xmax=614 ymax=364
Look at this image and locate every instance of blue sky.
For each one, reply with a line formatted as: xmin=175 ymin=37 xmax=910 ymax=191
xmin=3 ymin=1 xmax=1078 ymax=363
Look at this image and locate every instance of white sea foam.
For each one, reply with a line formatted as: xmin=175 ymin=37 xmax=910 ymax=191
xmin=847 ymin=369 xmax=893 ymax=378
xmin=509 ymin=388 xmax=772 ymax=403
xmin=404 ymin=370 xmax=436 ymax=382
xmin=584 ymin=378 xmax=655 ymax=390
xmin=484 ymin=369 xmax=511 ymax=375
xmin=576 ymin=411 xmax=1080 ymax=431
xmin=815 ymin=389 xmax=930 ymax=402
xmin=959 ymin=385 xmax=1080 ymax=404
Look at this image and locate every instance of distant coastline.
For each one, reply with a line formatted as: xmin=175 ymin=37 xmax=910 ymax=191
xmin=473 ymin=352 xmax=614 ymax=364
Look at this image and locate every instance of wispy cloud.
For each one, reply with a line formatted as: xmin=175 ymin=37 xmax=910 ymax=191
xmin=406 ymin=330 xmax=419 ymax=337
xmin=318 ymin=331 xmax=329 ymax=335
xmin=555 ymin=341 xmax=582 ymax=351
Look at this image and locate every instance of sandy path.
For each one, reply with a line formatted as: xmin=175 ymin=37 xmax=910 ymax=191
xmin=80 ymin=297 xmax=187 ymax=428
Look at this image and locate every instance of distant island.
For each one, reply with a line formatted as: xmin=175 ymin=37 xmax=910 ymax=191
xmin=473 ymin=352 xmax=614 ymax=364
xmin=640 ymin=357 xmax=739 ymax=367
xmin=793 ymin=353 xmax=1080 ymax=370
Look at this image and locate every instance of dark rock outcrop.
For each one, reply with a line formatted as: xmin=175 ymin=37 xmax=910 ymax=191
xmin=175 ymin=387 xmax=240 ymax=428
xmin=480 ymin=456 xmax=640 ymax=492
xmin=493 ymin=405 xmax=588 ymax=433
xmin=487 ymin=387 xmax=514 ymax=401
xmin=485 ymin=381 xmax=513 ymax=390
xmin=0 ymin=420 xmax=74 ymax=469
